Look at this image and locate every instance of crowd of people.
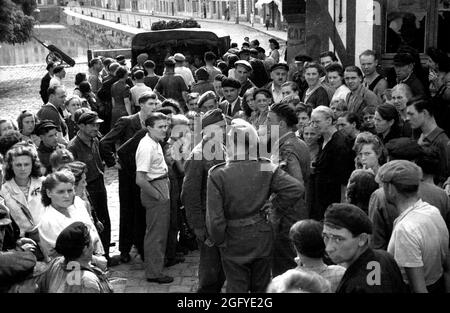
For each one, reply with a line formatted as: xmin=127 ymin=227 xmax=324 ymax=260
xmin=1 ymin=36 xmax=450 ymax=293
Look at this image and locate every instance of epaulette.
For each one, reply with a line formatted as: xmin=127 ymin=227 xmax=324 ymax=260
xmin=208 ymin=161 xmax=227 ymax=174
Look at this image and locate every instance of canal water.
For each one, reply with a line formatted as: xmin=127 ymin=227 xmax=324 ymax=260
xmin=0 ymin=24 xmax=108 ymax=66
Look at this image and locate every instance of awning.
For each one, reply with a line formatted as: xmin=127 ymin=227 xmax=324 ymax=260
xmin=255 ymin=0 xmax=282 ymax=14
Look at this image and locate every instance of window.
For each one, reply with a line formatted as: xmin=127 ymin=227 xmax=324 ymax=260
xmin=241 ymin=0 xmax=245 ymax=14
xmin=437 ymin=0 xmax=450 ymax=54
xmin=386 ymin=0 xmax=427 ymax=53
xmin=213 ymin=1 xmax=217 ymax=14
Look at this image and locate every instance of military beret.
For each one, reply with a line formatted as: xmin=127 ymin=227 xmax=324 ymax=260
xmin=35 ymin=120 xmax=57 ymax=135
xmin=77 ymin=111 xmax=103 ymax=125
xmin=201 ymin=108 xmax=226 ymax=129
xmin=324 ymin=203 xmax=372 ymax=235
xmin=0 ymin=203 xmax=12 ymax=226
xmin=270 ymin=63 xmax=289 ymax=72
xmin=234 ymin=60 xmax=253 ymax=72
xmin=385 ymin=137 xmax=424 ymax=161
xmin=195 ymin=67 xmax=209 ymax=81
xmin=197 ymin=91 xmax=217 ymax=109
xmin=52 ymin=65 xmax=65 ymax=74
xmin=393 ymin=53 xmax=414 ymax=66
xmin=221 ymin=77 xmax=241 ymax=89
xmin=55 ymin=222 xmax=90 ymax=258
xmin=376 ymin=160 xmax=422 ymax=186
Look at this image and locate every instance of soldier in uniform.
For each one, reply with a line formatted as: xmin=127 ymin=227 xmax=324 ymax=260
xmin=181 ymin=109 xmax=227 ymax=293
xmin=267 ymin=102 xmax=309 ymax=276
xmin=206 ymin=119 xmax=303 ymax=293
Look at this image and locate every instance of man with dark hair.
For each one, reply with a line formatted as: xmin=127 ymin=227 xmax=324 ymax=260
xmin=154 ymin=59 xmax=188 ymax=111
xmin=40 ymin=61 xmax=56 ymax=104
xmin=344 ymin=66 xmax=380 ymax=116
xmin=336 ymin=112 xmax=361 ymax=140
xmin=359 ymin=50 xmax=387 ymax=101
xmin=206 ymin=118 xmax=303 ymax=292
xmin=267 ymin=102 xmax=309 ymax=276
xmin=67 ymin=111 xmax=117 ymax=266
xmin=319 ymin=51 xmax=338 ymax=68
xmin=249 ymin=49 xmax=269 ymax=88
xmin=203 ymin=51 xmax=222 ymax=83
xmin=220 ymin=78 xmax=242 ymax=117
xmin=377 ymin=160 xmax=449 ymax=293
xmin=182 ymin=109 xmax=227 ymax=293
xmin=135 ymin=112 xmax=173 ymax=284
xmin=130 ymin=70 xmax=152 ymax=111
xmin=393 ymin=52 xmax=428 ymax=97
xmin=100 ymin=92 xmax=158 ymax=263
xmin=37 ymin=85 xmax=68 ymax=145
xmin=143 ymin=60 xmax=160 ymax=90
xmin=35 ymin=120 xmax=65 ymax=174
xmin=250 ymin=39 xmax=260 ymax=48
xmin=323 ymin=203 xmax=407 ymax=293
xmin=49 ymin=65 xmax=66 ymax=88
xmin=406 ymin=97 xmax=450 ymax=186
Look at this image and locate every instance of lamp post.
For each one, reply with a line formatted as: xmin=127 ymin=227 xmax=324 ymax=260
xmin=236 ymin=0 xmax=239 ymax=24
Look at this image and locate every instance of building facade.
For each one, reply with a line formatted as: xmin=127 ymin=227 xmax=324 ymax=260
xmin=284 ymin=0 xmax=450 ymax=67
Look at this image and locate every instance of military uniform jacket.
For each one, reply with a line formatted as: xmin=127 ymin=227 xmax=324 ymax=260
xmin=181 ymin=140 xmax=226 ymax=231
xmin=206 ymin=158 xmax=303 ymax=246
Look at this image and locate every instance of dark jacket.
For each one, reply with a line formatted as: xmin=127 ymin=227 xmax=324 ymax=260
xmin=39 ymin=73 xmax=51 ymax=104
xmin=403 ymin=72 xmax=429 ymax=97
xmin=220 ymin=97 xmax=243 ymax=117
xmin=336 ymin=248 xmax=407 ymax=293
xmin=249 ymin=59 xmax=270 ymax=88
xmin=116 ymin=128 xmax=147 ymax=174
xmin=181 ymin=140 xmax=226 ymax=231
xmin=99 ymin=113 xmax=142 ymax=167
xmin=67 ymin=135 xmax=104 ymax=184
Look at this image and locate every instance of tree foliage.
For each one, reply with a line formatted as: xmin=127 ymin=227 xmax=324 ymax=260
xmin=0 ymin=0 xmax=37 ymax=44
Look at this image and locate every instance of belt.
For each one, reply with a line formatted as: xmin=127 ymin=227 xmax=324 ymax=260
xmin=227 ymin=214 xmax=266 ymax=228
xmin=148 ymin=174 xmax=168 ymax=182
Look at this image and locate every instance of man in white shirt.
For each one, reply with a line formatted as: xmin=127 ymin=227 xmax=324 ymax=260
xmin=130 ymin=70 xmax=152 ymax=111
xmin=174 ymin=53 xmax=195 ymax=88
xmin=377 ymin=160 xmax=450 ymax=293
xmin=49 ymin=65 xmax=66 ymax=88
xmin=135 ymin=112 xmax=173 ymax=284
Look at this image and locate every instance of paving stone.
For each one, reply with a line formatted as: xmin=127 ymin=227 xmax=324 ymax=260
xmin=168 ymin=285 xmax=191 ymax=293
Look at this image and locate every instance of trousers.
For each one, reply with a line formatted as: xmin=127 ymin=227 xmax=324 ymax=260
xmin=86 ymin=176 xmax=111 ymax=258
xmin=197 ymin=240 xmax=225 ymax=293
xmin=140 ymin=178 xmax=170 ymax=279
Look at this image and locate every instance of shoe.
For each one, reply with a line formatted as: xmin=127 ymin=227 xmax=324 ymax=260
xmin=107 ymin=255 xmax=121 ymax=267
xmin=146 ymin=275 xmax=174 ymax=284
xmin=120 ymin=252 xmax=131 ymax=263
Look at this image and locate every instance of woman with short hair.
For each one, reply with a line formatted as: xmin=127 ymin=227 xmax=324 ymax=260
xmin=17 ymin=111 xmax=40 ymax=147
xmin=353 ymin=131 xmax=385 ymax=174
xmin=38 ymin=170 xmax=105 ymax=267
xmin=346 ymin=169 xmax=379 ymax=214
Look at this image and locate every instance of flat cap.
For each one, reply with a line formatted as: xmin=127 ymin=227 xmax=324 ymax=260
xmin=221 ymin=77 xmax=241 ymax=89
xmin=324 ymin=203 xmax=372 ymax=235
xmin=393 ymin=53 xmax=414 ymax=66
xmin=270 ymin=63 xmax=289 ymax=72
xmin=195 ymin=67 xmax=209 ymax=81
xmin=52 ymin=65 xmax=65 ymax=74
xmin=0 ymin=203 xmax=12 ymax=226
xmin=35 ymin=120 xmax=57 ymax=135
xmin=55 ymin=222 xmax=90 ymax=257
xmin=77 ymin=111 xmax=103 ymax=125
xmin=174 ymin=53 xmax=185 ymax=62
xmin=201 ymin=108 xmax=226 ymax=129
xmin=197 ymin=91 xmax=217 ymax=109
xmin=385 ymin=137 xmax=424 ymax=161
xmin=376 ymin=160 xmax=422 ymax=186
xmin=234 ymin=60 xmax=253 ymax=72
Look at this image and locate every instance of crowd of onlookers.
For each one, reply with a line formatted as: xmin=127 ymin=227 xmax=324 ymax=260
xmin=1 ymin=36 xmax=450 ymax=293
